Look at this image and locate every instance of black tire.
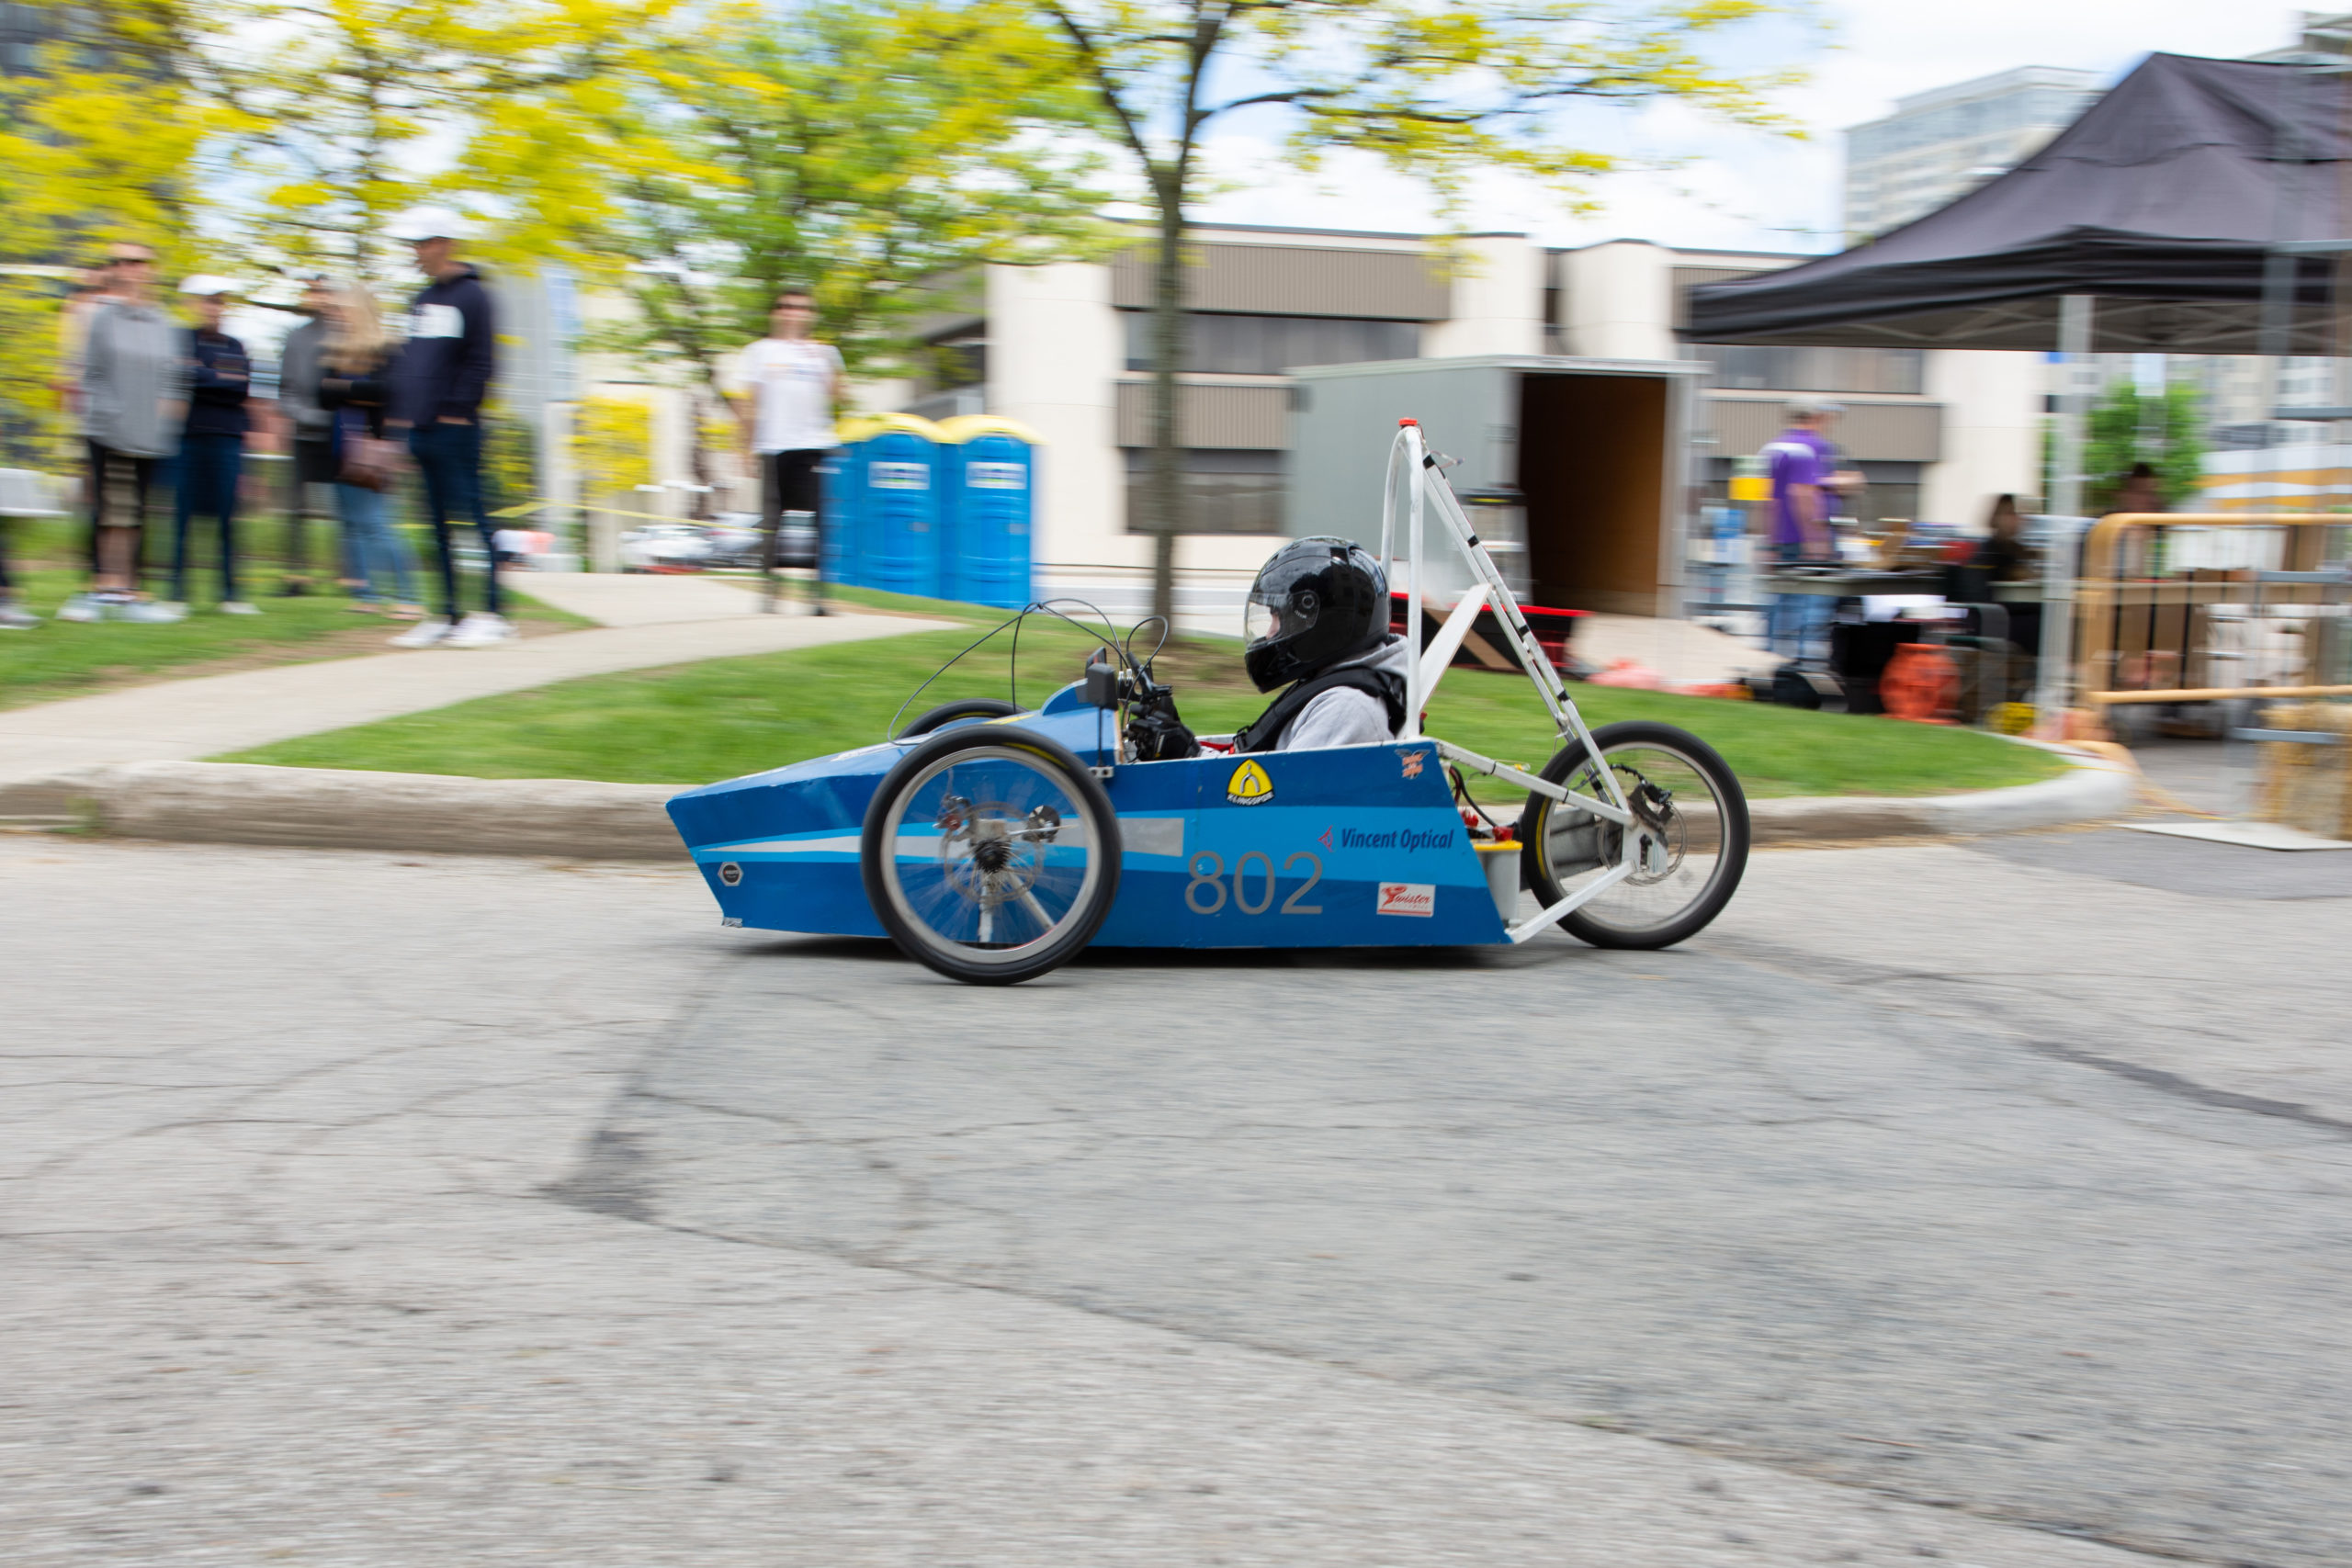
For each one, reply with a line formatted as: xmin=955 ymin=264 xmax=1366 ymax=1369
xmin=1521 ymin=721 xmax=1748 ymax=950
xmin=861 ymin=726 xmax=1121 ymax=985
xmin=899 ymin=697 xmax=1023 ymax=738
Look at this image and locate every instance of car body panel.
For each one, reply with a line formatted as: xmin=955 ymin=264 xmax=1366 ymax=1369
xmin=666 ymin=682 xmax=1508 ymax=949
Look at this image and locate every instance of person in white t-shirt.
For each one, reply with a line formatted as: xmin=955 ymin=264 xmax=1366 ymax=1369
xmin=726 ymin=288 xmax=843 ymax=615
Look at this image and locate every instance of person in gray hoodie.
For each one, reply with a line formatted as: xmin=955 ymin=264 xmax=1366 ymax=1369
xmin=1232 ymin=536 xmax=1411 ymax=752
xmin=65 ymin=243 xmax=187 ymax=623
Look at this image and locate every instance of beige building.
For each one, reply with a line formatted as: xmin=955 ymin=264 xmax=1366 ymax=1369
xmin=896 ymin=224 xmax=2043 ymax=619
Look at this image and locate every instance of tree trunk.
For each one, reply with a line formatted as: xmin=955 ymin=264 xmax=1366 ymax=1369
xmin=1148 ymin=173 xmax=1184 ymax=634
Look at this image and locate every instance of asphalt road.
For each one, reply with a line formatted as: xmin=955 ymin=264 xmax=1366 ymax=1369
xmin=4 ymin=829 xmax=2346 ymax=1565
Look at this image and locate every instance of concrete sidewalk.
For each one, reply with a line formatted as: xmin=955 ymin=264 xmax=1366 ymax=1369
xmin=0 ymin=574 xmax=946 ymax=784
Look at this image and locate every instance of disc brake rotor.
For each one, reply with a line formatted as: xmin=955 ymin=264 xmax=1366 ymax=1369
xmin=936 ymin=798 xmax=1061 ymax=910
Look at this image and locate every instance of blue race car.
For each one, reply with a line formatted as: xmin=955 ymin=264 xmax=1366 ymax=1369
xmin=667 ymin=423 xmax=1749 ymax=985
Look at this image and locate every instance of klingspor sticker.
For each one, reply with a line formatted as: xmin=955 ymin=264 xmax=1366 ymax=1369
xmin=718 ymin=862 xmax=744 ymax=886
xmin=1226 ymin=758 xmax=1274 ymax=806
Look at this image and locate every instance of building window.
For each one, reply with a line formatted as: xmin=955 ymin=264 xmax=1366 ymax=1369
xmin=1690 ymin=343 xmax=1926 ymax=396
xmin=1122 ymin=312 xmax=1419 ymax=376
xmin=2278 ymin=356 xmax=2338 ymax=409
xmin=1122 ymin=448 xmax=1285 ymax=536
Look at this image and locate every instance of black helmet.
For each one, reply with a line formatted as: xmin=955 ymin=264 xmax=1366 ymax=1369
xmin=1242 ymin=536 xmax=1388 ymax=692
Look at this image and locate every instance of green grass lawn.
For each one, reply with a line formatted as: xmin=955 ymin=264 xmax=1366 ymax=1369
xmin=1 ymin=553 xmax=591 ymax=712
xmin=224 ymin=600 xmax=2064 ymax=799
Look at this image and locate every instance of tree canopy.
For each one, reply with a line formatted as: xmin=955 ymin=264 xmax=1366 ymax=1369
xmin=2086 ymin=379 xmax=2208 ymax=513
xmin=1034 ymin=0 xmax=1806 ymax=622
xmin=591 ymin=0 xmax=1112 ymax=391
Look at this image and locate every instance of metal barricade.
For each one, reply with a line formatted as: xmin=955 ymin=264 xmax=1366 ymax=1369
xmin=2067 ymin=513 xmax=2352 ymax=737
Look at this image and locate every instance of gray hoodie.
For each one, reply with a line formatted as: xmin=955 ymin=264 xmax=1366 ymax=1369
xmin=1274 ymin=634 xmax=1414 ymax=750
xmin=81 ymin=299 xmax=187 ymax=458
xmin=278 ymin=316 xmax=332 ymax=439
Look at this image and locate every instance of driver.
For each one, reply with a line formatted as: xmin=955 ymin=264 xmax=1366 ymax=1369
xmin=1232 ymin=536 xmax=1411 ymax=752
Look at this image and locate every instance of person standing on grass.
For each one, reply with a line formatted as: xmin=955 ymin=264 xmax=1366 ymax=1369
xmin=168 ymin=276 xmax=257 ymax=615
xmin=64 ymin=243 xmax=186 ymax=625
xmin=726 ymin=287 xmax=842 ymax=615
xmin=277 ymin=276 xmax=344 ymax=593
xmin=383 ymin=207 xmax=508 ymax=649
xmin=318 ymin=282 xmax=424 ymax=618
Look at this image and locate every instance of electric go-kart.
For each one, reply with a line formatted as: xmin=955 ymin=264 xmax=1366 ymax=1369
xmin=667 ymin=421 xmax=1749 ymax=984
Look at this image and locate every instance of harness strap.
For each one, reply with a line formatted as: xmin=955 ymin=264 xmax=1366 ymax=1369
xmin=1234 ymin=660 xmax=1407 ymax=753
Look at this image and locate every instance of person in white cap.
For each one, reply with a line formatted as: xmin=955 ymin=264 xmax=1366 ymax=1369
xmin=164 ymin=275 xmax=258 ymax=615
xmin=381 ymin=207 xmax=510 ymax=649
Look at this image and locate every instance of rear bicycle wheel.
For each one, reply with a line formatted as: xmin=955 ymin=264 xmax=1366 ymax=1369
xmin=1521 ymin=721 xmax=1748 ymax=950
xmin=860 ymin=726 xmax=1121 ymax=985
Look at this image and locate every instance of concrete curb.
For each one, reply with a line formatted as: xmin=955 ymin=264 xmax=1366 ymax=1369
xmin=0 ymin=761 xmax=681 ymax=861
xmin=1749 ymin=753 xmax=2141 ymax=845
xmin=2 ymin=752 xmax=2143 ymax=861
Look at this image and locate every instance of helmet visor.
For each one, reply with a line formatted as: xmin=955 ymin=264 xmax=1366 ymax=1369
xmin=1244 ymin=585 xmax=1315 ymax=649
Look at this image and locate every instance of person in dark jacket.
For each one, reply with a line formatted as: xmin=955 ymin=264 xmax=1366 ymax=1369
xmin=169 ymin=276 xmax=255 ymax=614
xmin=320 ymin=282 xmax=424 ymax=616
xmin=383 ymin=207 xmax=509 ymax=649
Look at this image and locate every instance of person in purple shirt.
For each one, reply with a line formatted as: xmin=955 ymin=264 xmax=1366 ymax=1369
xmin=1762 ymin=400 xmax=1850 ymax=660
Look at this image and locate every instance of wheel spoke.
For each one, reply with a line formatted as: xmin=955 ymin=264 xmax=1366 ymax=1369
xmin=876 ymin=742 xmax=1108 ymax=968
xmin=1528 ymin=734 xmax=1744 ymax=943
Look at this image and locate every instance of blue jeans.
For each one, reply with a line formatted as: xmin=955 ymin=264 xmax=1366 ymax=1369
xmin=337 ymin=480 xmax=419 ymax=604
xmin=407 ymin=421 xmax=499 ymax=620
xmin=1766 ymin=540 xmax=1830 ymax=662
xmin=172 ymin=433 xmax=243 ymax=604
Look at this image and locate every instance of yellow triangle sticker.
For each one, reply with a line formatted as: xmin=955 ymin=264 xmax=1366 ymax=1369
xmin=1226 ymin=758 xmax=1275 ymax=806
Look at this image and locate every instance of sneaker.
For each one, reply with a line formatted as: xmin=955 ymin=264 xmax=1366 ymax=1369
xmin=118 ymin=599 xmax=186 ymax=624
xmin=390 ymin=616 xmax=454 ymax=649
xmin=54 ymin=593 xmax=103 ymax=623
xmin=442 ymin=612 xmax=518 ymax=649
xmin=0 ymin=601 xmax=39 ymax=630
xmin=219 ymin=601 xmax=261 ymax=615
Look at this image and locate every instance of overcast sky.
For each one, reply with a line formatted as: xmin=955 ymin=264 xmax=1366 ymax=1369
xmin=1189 ymin=1 xmax=2302 ymax=253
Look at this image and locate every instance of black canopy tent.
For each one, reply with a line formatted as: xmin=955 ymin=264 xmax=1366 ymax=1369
xmin=1687 ymin=53 xmax=2350 ymax=356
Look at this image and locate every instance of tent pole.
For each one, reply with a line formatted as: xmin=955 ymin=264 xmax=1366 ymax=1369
xmin=2035 ymin=293 xmax=2096 ymax=738
xmin=2052 ymin=293 xmax=2094 ymax=518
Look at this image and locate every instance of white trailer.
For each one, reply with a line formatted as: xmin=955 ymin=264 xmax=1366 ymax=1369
xmin=1285 ymin=355 xmax=1707 ymax=617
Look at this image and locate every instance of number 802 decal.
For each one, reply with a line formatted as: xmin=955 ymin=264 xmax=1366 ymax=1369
xmin=1184 ymin=851 xmax=1323 ymax=915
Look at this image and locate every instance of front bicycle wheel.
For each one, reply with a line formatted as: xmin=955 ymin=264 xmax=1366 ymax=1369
xmin=860 ymin=726 xmax=1121 ymax=985
xmin=1521 ymin=720 xmax=1748 ymax=950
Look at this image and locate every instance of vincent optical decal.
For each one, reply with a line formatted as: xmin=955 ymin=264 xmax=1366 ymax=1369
xmin=1329 ymin=826 xmax=1454 ymax=853
xmin=1226 ymin=759 xmax=1274 ymax=806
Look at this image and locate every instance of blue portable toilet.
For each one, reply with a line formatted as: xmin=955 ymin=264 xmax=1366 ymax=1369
xmin=936 ymin=414 xmax=1040 ymax=609
xmin=854 ymin=412 xmax=946 ymax=599
xmin=821 ymin=416 xmax=881 ymax=590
